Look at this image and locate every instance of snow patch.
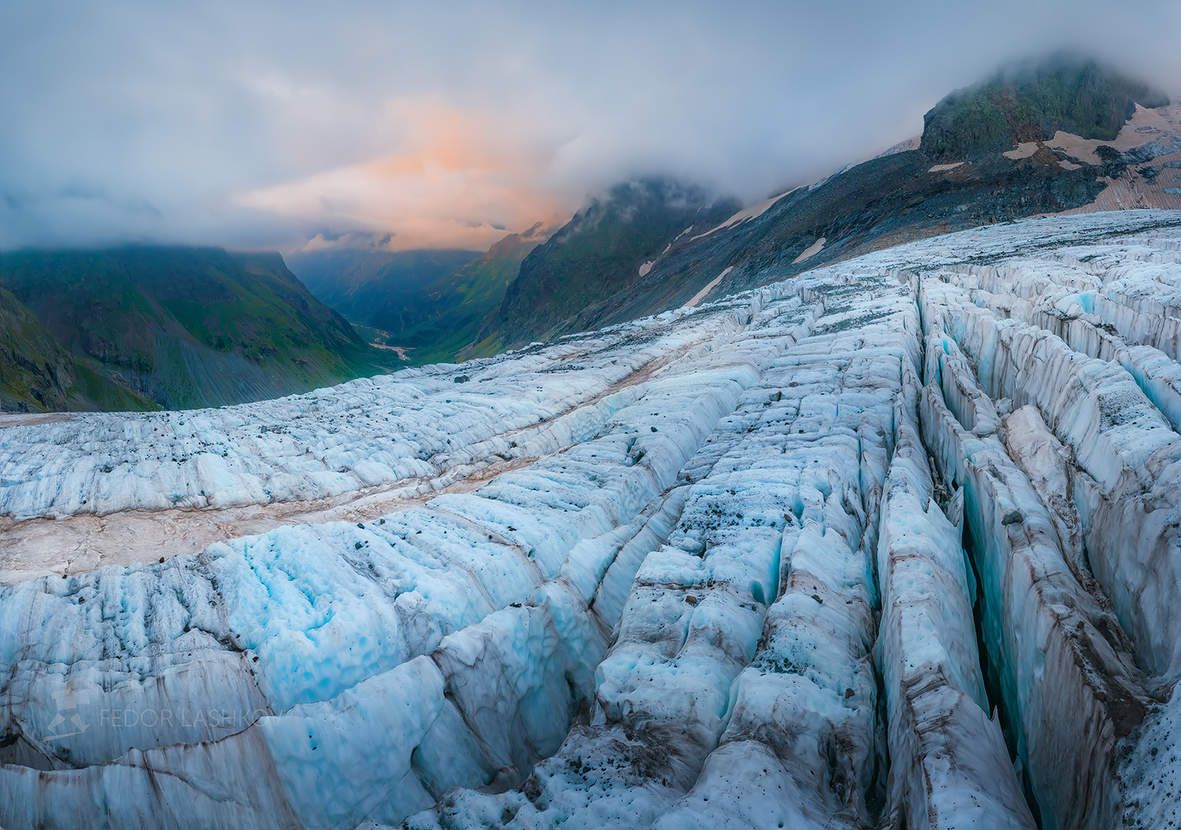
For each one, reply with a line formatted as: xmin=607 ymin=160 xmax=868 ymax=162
xmin=688 ymin=189 xmax=797 ymax=242
xmin=791 ymin=237 xmax=826 ymax=264
xmin=683 ymin=266 xmax=733 ymax=308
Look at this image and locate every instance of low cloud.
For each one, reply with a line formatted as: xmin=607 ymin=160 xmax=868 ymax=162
xmin=238 ymin=99 xmax=574 ymax=251
xmin=2 ymin=0 xmax=1179 ymax=252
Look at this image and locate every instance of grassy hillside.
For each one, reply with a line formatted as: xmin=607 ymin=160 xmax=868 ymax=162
xmin=401 ymin=232 xmax=539 ymax=363
xmin=486 ymin=179 xmax=739 ymax=346
xmin=0 ymin=286 xmax=154 ymax=412
xmin=0 ymin=247 xmax=393 ymax=410
xmin=921 ymin=55 xmax=1169 ymax=161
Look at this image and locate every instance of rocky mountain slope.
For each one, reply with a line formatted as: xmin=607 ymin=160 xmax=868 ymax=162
xmin=483 ymin=178 xmax=740 ymax=347
xmin=0 ymin=246 xmax=394 ymax=411
xmin=479 ymin=56 xmax=1179 ymax=351
xmin=920 ymin=55 xmax=1169 ymax=160
xmin=2 ymin=210 xmax=1180 ymax=829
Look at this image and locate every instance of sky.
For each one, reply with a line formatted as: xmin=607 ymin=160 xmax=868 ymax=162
xmin=2 ymin=1 xmax=1180 ymax=253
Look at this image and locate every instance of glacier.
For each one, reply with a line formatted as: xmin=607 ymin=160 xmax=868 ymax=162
xmin=1 ymin=210 xmax=1181 ymax=829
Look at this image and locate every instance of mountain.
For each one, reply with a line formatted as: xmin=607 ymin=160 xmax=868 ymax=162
xmin=921 ymin=55 xmax=1169 ymax=160
xmin=404 ymin=231 xmax=541 ymax=363
xmin=0 ymin=246 xmax=392 ymax=411
xmin=4 ymin=211 xmax=1181 ymax=829
xmin=288 ymin=230 xmax=543 ymax=364
xmin=288 ymin=247 xmax=481 ymax=331
xmin=0 ymin=286 xmax=153 ymax=412
xmin=4 ymin=58 xmax=1172 ymax=411
xmin=285 ymin=57 xmax=1177 ymax=364
xmin=479 ymin=56 xmax=1179 ymax=350
xmin=484 ymin=177 xmax=740 ymax=346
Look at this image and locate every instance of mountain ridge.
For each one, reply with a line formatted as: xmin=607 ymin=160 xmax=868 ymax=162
xmin=0 ymin=245 xmax=394 ymax=411
xmin=483 ymin=177 xmax=741 ymax=346
xmin=474 ymin=55 xmax=1178 ymax=351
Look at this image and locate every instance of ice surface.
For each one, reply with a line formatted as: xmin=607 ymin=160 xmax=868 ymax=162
xmin=4 ymin=210 xmax=1181 ymax=829
xmin=875 ymin=372 xmax=1035 ymax=829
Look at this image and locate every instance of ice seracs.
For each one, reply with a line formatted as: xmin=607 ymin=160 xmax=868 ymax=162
xmin=2 ymin=210 xmax=1181 ymax=829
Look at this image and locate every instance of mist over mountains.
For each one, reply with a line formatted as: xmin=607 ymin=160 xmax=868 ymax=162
xmin=4 ymin=2 xmax=1181 ymax=253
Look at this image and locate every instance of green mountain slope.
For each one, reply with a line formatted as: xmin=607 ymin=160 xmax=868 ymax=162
xmin=921 ymin=55 xmax=1169 ymax=161
xmin=485 ymin=178 xmax=739 ymax=346
xmin=0 ymin=247 xmax=392 ymax=410
xmin=400 ymin=232 xmax=540 ymax=363
xmin=289 ymin=248 xmax=481 ymax=331
xmin=0 ymin=286 xmax=154 ymax=412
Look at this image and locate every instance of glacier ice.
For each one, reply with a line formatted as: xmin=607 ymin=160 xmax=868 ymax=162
xmin=876 ymin=374 xmax=1035 ymax=829
xmin=3 ymin=210 xmax=1181 ymax=828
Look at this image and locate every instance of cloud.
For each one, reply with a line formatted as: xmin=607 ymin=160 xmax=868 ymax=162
xmin=2 ymin=0 xmax=1180 ymax=252
xmin=237 ymin=99 xmax=574 ymax=251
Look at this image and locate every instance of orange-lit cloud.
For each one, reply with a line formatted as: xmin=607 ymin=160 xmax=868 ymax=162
xmin=237 ymin=99 xmax=574 ymax=251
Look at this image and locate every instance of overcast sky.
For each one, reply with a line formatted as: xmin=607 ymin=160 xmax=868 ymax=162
xmin=2 ymin=1 xmax=1179 ymax=252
